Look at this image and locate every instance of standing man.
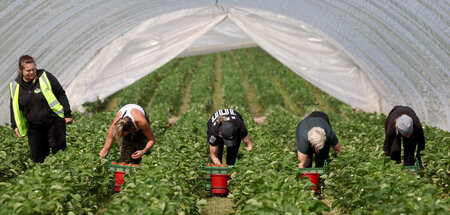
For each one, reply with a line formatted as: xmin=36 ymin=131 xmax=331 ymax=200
xmin=383 ymin=105 xmax=425 ymax=166
xmin=207 ymin=109 xmax=253 ymax=165
xmin=296 ymin=111 xmax=343 ymax=168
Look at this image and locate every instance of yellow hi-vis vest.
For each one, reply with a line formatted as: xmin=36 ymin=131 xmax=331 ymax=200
xmin=10 ymin=71 xmax=64 ymax=136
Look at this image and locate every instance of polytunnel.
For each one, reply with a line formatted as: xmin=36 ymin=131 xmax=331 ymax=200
xmin=0 ymin=0 xmax=448 ymax=131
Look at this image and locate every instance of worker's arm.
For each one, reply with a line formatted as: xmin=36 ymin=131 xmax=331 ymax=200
xmin=242 ymin=134 xmax=253 ymax=150
xmin=209 ymin=145 xmax=221 ymax=165
xmin=383 ymin=118 xmax=396 ymax=156
xmin=99 ymin=112 xmax=122 ymax=158
xmin=332 ymin=142 xmax=343 ymax=154
xmin=131 ymin=109 xmax=156 ymax=159
xmin=298 ymin=151 xmax=310 ymax=168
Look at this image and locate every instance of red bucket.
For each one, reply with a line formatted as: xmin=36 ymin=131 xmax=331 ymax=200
xmin=301 ymin=173 xmax=320 ymax=193
xmin=114 ymin=171 xmax=126 ymax=192
xmin=211 ymin=174 xmax=231 ymax=196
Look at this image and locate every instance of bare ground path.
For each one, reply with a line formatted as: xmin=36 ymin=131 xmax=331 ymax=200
xmin=168 ymin=57 xmax=204 ymax=124
xmin=201 ymin=53 xmax=236 ymax=214
xmin=321 ymin=196 xmax=338 ymax=215
xmin=168 ymin=78 xmax=193 ymax=124
xmin=210 ymin=52 xmax=225 ymax=113
xmin=270 ymin=75 xmax=304 ymax=116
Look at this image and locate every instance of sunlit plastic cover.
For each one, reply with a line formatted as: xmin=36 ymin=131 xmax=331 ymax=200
xmin=0 ymin=0 xmax=448 ymax=130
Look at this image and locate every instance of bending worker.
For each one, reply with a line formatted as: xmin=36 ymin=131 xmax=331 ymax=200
xmin=99 ymin=104 xmax=155 ymax=164
xmin=383 ymin=105 xmax=425 ymax=166
xmin=296 ymin=111 xmax=343 ymax=168
xmin=207 ymin=109 xmax=253 ymax=165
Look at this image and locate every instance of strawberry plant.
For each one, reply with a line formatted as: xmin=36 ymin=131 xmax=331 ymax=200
xmin=0 ymin=126 xmax=33 ymax=182
xmin=1 ymin=47 xmax=448 ymax=214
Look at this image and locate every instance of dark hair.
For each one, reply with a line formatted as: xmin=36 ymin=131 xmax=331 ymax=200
xmin=18 ymin=55 xmax=35 ymax=71
xmin=17 ymin=55 xmax=37 ymax=82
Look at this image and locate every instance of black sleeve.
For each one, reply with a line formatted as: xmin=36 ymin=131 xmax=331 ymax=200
xmin=328 ymin=128 xmax=339 ymax=146
xmin=414 ymin=121 xmax=426 ymax=152
xmin=383 ymin=114 xmax=395 ymax=156
xmin=10 ymin=96 xmax=16 ymax=129
xmin=234 ymin=110 xmax=243 ymax=121
xmin=46 ymin=72 xmax=72 ymax=118
xmin=207 ymin=119 xmax=218 ymax=146
xmin=238 ymin=121 xmax=248 ymax=139
xmin=309 ymin=111 xmax=330 ymax=125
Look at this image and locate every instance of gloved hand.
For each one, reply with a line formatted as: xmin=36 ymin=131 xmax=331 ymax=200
xmin=416 ymin=151 xmax=423 ymax=168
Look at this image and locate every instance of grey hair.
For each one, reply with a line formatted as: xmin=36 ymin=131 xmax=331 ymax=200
xmin=307 ymin=127 xmax=326 ymax=153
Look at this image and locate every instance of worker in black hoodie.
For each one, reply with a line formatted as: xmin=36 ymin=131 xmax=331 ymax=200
xmin=383 ymin=105 xmax=425 ymax=166
xmin=10 ymin=55 xmax=72 ymax=163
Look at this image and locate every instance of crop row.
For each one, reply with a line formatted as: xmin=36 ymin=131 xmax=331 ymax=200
xmin=229 ymin=108 xmax=329 ymax=214
xmin=0 ymin=47 xmax=447 ymax=214
xmin=188 ymin=53 xmax=214 ymax=108
xmin=0 ymin=112 xmax=114 ymax=214
xmin=0 ymin=126 xmax=32 ymax=182
xmin=232 ymin=49 xmax=284 ymax=110
xmin=220 ymin=52 xmax=248 ymax=109
xmin=325 ymin=110 xmax=449 ymax=214
xmin=102 ymin=53 xmax=216 ymax=213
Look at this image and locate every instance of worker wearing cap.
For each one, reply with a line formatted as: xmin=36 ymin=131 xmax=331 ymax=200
xmin=207 ymin=109 xmax=253 ymax=165
xmin=296 ymin=111 xmax=343 ymax=168
xmin=383 ymin=105 xmax=425 ymax=165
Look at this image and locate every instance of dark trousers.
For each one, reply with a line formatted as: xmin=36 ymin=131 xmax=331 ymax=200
xmin=120 ymin=115 xmax=150 ymax=164
xmin=305 ymin=143 xmax=331 ymax=168
xmin=27 ymin=118 xmax=66 ymax=163
xmin=390 ymin=135 xmax=417 ymax=166
xmin=120 ymin=130 xmax=148 ymax=164
xmin=215 ymin=140 xmax=241 ymax=165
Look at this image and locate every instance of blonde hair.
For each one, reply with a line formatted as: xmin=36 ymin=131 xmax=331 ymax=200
xmin=307 ymin=127 xmax=326 ymax=153
xmin=217 ymin=116 xmax=228 ymax=125
xmin=114 ymin=117 xmax=133 ymax=149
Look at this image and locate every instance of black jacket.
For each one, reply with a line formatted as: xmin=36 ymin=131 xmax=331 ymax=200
xmin=10 ymin=69 xmax=72 ymax=128
xmin=206 ymin=109 xmax=248 ymax=146
xmin=383 ymin=106 xmax=425 ymax=155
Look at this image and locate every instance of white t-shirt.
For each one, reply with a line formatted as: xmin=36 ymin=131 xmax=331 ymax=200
xmin=117 ymin=104 xmax=145 ymax=131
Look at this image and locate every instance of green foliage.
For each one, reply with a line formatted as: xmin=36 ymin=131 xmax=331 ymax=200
xmin=234 ymin=49 xmax=285 ymax=109
xmin=0 ymin=112 xmax=113 ymax=214
xmin=117 ymin=60 xmax=176 ymax=109
xmin=146 ymin=57 xmax=198 ymax=114
xmin=326 ymin=110 xmax=450 ymax=214
xmin=221 ymin=52 xmax=248 ymax=108
xmin=1 ymin=47 xmax=448 ymax=214
xmin=229 ymin=108 xmax=329 ymax=214
xmin=0 ymin=126 xmax=33 ymax=182
xmin=421 ymin=126 xmax=450 ymax=195
xmin=189 ymin=54 xmax=214 ymax=108
xmin=104 ymin=109 xmax=209 ymax=214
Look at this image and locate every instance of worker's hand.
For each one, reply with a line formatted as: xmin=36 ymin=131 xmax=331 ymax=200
xmin=246 ymin=142 xmax=253 ymax=151
xmin=14 ymin=128 xmax=23 ymax=138
xmin=131 ymin=150 xmax=145 ymax=159
xmin=65 ymin=117 xmax=73 ymax=124
xmin=99 ymin=148 xmax=110 ymax=159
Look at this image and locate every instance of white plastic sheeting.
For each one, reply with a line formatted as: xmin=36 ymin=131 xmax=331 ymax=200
xmin=0 ymin=0 xmax=448 ymax=131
